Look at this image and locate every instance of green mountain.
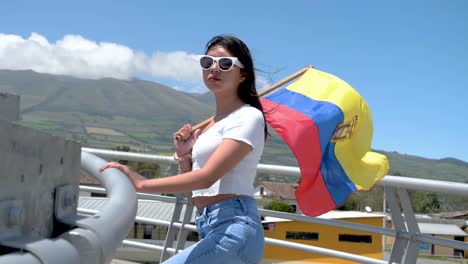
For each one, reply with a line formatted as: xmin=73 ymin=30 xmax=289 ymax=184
xmin=375 ymin=150 xmax=468 ymax=183
xmin=1 ymin=70 xmax=466 ymax=184
xmin=0 ymin=69 xmax=213 ymax=121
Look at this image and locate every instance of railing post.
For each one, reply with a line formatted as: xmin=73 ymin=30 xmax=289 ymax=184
xmin=385 ymin=186 xmax=422 ymax=264
xmin=175 ymin=197 xmax=194 ymax=254
xmin=398 ymin=189 xmax=420 ymax=263
xmin=160 ymin=193 xmax=185 ymax=262
xmin=385 ymin=187 xmax=408 ymax=264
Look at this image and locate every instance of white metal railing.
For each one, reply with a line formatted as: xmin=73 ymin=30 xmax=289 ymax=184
xmin=81 ymin=148 xmax=468 ymax=264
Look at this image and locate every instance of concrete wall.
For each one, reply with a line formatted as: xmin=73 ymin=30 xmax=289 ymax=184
xmin=0 ymin=94 xmax=81 ymax=241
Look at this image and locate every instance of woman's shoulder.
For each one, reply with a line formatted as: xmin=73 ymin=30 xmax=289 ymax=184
xmin=235 ymin=104 xmax=264 ymax=119
xmin=227 ymin=105 xmax=264 ymax=125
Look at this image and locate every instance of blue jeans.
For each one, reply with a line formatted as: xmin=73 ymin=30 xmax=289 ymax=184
xmin=163 ymin=196 xmax=265 ymax=264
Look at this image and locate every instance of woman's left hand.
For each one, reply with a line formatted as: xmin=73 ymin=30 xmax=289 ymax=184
xmin=173 ymin=124 xmax=201 ymax=156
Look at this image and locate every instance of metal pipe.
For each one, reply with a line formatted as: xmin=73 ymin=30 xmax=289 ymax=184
xmin=264 ymin=237 xmax=388 ymax=264
xmin=79 ymin=185 xmax=178 ymax=203
xmin=78 ymin=208 xmax=197 ymax=232
xmin=259 ymin=209 xmax=396 ymax=237
xmin=82 ymin=147 xmax=175 ymax=164
xmin=79 ymin=185 xmax=468 ymax=255
xmin=82 ymin=148 xmax=468 ymax=196
xmin=79 ymin=207 xmax=387 ymax=263
xmin=79 ymin=196 xmax=468 ymax=263
xmin=380 ymin=175 xmax=468 ymax=196
xmin=79 ymin=151 xmax=138 ymax=263
xmin=416 ymin=233 xmax=468 ymax=250
xmin=122 ymin=239 xmax=174 ymax=253
xmin=0 ymin=253 xmax=41 ymax=264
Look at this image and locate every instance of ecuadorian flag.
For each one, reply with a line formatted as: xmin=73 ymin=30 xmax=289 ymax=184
xmin=260 ymin=67 xmax=389 ymax=217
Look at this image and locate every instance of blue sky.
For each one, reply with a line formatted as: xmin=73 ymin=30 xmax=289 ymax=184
xmin=1 ymin=0 xmax=467 ymax=162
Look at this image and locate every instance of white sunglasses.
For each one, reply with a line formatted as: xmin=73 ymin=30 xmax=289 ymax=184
xmin=198 ymin=55 xmax=245 ymax=71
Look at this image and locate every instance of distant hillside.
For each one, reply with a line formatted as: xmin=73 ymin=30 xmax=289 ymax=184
xmin=1 ymin=69 xmax=466 ymax=184
xmin=0 ymin=70 xmax=213 ymax=122
xmin=376 ymin=150 xmax=468 ymax=183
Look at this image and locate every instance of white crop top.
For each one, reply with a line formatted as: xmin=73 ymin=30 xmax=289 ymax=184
xmin=191 ymin=105 xmax=265 ymax=197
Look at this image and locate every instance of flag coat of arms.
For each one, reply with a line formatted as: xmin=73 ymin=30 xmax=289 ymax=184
xmin=260 ymin=67 xmax=389 ymax=216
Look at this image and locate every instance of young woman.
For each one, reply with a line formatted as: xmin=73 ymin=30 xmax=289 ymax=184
xmin=99 ymin=35 xmax=267 ymax=264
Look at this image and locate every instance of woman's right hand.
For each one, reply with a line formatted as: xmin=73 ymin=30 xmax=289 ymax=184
xmin=173 ymin=124 xmax=201 ymax=156
xmin=99 ymin=161 xmax=131 ymax=176
xmin=99 ymin=161 xmax=146 ymax=191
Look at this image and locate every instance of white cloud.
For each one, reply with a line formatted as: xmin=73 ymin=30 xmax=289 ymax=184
xmin=149 ymin=51 xmax=202 ymax=83
xmin=0 ymin=32 xmax=202 ymax=84
xmin=0 ymin=33 xmax=272 ymax=94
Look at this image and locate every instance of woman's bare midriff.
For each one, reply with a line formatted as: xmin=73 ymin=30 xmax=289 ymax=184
xmin=192 ymin=193 xmax=240 ymax=209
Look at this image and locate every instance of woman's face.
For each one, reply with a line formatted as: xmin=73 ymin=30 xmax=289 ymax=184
xmin=202 ymin=45 xmax=245 ymax=96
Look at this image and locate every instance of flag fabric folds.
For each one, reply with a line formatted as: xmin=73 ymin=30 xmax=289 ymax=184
xmin=260 ymin=67 xmax=389 ymax=217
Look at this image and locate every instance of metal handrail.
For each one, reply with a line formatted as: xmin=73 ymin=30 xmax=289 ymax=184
xmin=78 ymin=152 xmax=138 ymax=262
xmin=80 ymin=148 xmax=468 ymax=263
xmin=78 ymin=203 xmax=387 ymax=264
xmin=82 ymin=147 xmax=468 ymax=196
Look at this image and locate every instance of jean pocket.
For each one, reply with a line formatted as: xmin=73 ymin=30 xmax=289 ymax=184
xmin=207 ymin=207 xmax=236 ymax=226
xmin=223 ymin=217 xmax=264 ymax=264
xmin=241 ymin=221 xmax=264 ymax=264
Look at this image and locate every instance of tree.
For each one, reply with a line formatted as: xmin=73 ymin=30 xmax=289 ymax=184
xmin=411 ymin=191 xmax=441 ymax=213
xmin=338 ymin=194 xmax=362 ymax=211
xmin=421 ymin=192 xmax=441 ymax=213
xmin=264 ymin=200 xmax=295 ymax=213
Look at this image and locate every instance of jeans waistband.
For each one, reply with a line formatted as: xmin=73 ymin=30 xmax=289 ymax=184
xmin=196 ymin=196 xmax=255 ymax=216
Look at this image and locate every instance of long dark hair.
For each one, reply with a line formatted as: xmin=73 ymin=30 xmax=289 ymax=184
xmin=205 ymin=35 xmax=268 ymax=140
